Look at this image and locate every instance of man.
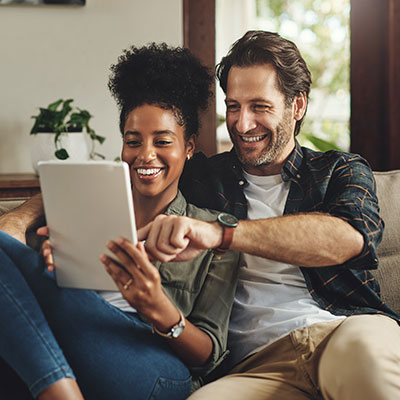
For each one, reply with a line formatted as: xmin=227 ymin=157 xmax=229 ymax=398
xmin=138 ymin=31 xmax=400 ymax=399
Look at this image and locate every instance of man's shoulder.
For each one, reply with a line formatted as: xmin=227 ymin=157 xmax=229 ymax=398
xmin=300 ymin=146 xmax=372 ymax=174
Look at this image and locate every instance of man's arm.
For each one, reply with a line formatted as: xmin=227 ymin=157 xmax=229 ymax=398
xmin=138 ymin=212 xmax=364 ymax=267
xmin=0 ymin=194 xmax=45 ymax=244
xmin=229 ymin=212 xmax=363 ymax=266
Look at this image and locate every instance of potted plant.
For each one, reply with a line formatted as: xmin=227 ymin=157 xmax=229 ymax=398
xmin=30 ymin=99 xmax=106 ymax=172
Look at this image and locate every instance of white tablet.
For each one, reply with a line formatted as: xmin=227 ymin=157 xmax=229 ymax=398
xmin=38 ymin=160 xmax=137 ymax=291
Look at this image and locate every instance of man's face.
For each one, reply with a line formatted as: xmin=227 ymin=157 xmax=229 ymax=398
xmin=225 ymin=64 xmax=299 ymax=176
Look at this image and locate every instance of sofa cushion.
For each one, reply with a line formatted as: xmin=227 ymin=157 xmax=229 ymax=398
xmin=373 ymin=170 xmax=400 ymax=315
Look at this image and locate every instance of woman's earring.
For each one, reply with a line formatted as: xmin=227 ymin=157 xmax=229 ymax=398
xmin=187 ymin=155 xmax=191 ymax=161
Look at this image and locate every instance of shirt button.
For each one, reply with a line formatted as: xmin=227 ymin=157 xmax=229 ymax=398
xmin=238 ymin=180 xmax=245 ymax=186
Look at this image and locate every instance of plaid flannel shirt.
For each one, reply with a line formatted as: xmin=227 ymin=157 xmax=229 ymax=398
xmin=179 ymin=141 xmax=399 ymax=322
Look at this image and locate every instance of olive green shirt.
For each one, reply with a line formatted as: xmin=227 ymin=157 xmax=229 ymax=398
xmin=144 ymin=191 xmax=240 ymax=389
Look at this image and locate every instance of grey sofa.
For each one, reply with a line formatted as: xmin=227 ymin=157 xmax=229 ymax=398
xmin=370 ymin=170 xmax=400 ymax=315
xmin=0 ymin=170 xmax=399 ymax=315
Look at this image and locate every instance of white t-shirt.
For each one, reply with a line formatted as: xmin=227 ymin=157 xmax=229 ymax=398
xmin=227 ymin=171 xmax=344 ymax=368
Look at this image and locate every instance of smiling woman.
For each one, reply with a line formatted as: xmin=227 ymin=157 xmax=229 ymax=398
xmin=122 ymin=105 xmax=195 ymax=225
xmin=0 ymin=43 xmax=240 ymax=400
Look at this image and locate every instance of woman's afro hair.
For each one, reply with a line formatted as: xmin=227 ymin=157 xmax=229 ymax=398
xmin=108 ymin=43 xmax=214 ymax=139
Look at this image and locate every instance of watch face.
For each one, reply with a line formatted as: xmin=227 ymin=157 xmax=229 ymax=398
xmin=171 ymin=325 xmax=185 ymax=338
xmin=218 ymin=212 xmax=238 ymax=227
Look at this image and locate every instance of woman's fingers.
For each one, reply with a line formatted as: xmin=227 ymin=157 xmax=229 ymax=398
xmin=41 ymin=239 xmax=55 ymax=271
xmin=106 ymin=237 xmax=160 ymax=281
xmin=100 ymin=240 xmax=165 ymax=315
xmin=100 ymin=254 xmax=133 ymax=292
xmin=36 ymin=226 xmax=49 ymax=237
xmin=105 ymin=239 xmax=143 ymax=277
xmin=114 ymin=238 xmax=159 ymax=278
xmin=37 ymin=227 xmax=55 ymax=271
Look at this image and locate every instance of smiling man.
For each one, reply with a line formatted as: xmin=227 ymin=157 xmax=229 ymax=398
xmin=139 ymin=31 xmax=400 ymax=400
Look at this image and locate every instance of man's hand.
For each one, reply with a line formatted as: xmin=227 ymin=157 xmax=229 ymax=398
xmin=137 ymin=215 xmax=223 ymax=262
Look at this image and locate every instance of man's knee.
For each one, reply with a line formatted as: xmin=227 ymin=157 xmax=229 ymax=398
xmin=318 ymin=315 xmax=400 ymax=400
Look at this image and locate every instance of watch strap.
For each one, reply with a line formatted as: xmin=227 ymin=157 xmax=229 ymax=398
xmin=151 ymin=310 xmax=185 ymax=339
xmin=214 ymin=225 xmax=235 ymax=255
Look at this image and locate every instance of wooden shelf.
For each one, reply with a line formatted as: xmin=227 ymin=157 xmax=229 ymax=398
xmin=0 ymin=173 xmax=40 ymax=199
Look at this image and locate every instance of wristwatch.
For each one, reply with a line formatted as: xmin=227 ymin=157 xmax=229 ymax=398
xmin=214 ymin=212 xmax=239 ymax=255
xmin=152 ymin=310 xmax=186 ymax=339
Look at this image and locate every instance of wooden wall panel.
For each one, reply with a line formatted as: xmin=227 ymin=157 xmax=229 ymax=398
xmin=351 ymin=0 xmax=400 ymax=170
xmin=183 ymin=0 xmax=217 ymax=156
xmin=387 ymin=0 xmax=400 ymax=169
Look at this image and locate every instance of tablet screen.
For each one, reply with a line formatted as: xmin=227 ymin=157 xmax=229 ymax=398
xmin=38 ymin=161 xmax=137 ymax=291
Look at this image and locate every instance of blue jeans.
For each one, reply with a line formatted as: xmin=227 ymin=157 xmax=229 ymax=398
xmin=0 ymin=231 xmax=191 ymax=399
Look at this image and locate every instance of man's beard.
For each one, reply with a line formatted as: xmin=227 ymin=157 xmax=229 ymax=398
xmin=231 ymin=109 xmax=293 ymax=168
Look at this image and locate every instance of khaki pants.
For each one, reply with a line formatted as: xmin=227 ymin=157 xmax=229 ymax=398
xmin=189 ymin=315 xmax=400 ymax=400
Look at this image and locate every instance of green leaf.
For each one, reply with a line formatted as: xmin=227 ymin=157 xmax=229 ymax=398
xmin=48 ymin=99 xmax=63 ymax=111
xmin=301 ymin=133 xmax=341 ymax=152
xmin=60 ymin=100 xmax=74 ymax=121
xmin=55 ymin=148 xmax=69 ymax=160
xmin=92 ymin=152 xmax=106 ymax=160
xmin=94 ymin=134 xmax=106 ymax=144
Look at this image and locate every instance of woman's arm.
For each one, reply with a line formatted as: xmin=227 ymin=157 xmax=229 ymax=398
xmin=100 ymin=239 xmax=213 ymax=367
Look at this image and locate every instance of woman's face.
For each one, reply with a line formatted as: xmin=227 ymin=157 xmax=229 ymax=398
xmin=122 ymin=104 xmax=194 ymax=203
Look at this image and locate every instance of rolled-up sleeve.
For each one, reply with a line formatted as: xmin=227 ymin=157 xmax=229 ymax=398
xmin=325 ymin=156 xmax=383 ymax=269
xmin=188 ymin=249 xmax=239 ymax=378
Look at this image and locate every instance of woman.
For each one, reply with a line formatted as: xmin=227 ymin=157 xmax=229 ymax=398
xmin=0 ymin=44 xmax=239 ymax=399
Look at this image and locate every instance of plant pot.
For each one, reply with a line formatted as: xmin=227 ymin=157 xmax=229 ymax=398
xmin=31 ymin=132 xmax=90 ymax=174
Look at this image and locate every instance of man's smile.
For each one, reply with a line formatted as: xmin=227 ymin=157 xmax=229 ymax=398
xmin=239 ymin=134 xmax=267 ymax=143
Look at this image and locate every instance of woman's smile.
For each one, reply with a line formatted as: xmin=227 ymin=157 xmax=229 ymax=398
xmin=135 ymin=167 xmax=164 ymax=181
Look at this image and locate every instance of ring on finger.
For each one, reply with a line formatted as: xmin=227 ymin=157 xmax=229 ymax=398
xmin=123 ymin=277 xmax=133 ymax=290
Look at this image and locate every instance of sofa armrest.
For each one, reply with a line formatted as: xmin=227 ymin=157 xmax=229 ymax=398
xmin=373 ymin=170 xmax=400 ymax=315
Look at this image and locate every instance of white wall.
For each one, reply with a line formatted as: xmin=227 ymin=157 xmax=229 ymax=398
xmin=0 ymin=0 xmax=182 ymax=173
xmin=215 ymin=0 xmax=256 ymax=148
